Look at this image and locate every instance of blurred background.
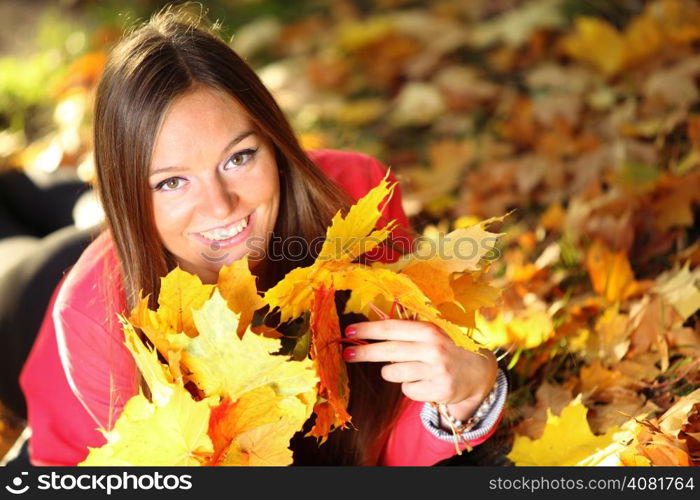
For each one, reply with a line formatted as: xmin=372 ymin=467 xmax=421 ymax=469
xmin=1 ymin=0 xmax=699 ymax=465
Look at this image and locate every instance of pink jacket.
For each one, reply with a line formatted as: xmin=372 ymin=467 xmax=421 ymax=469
xmin=20 ymin=149 xmax=499 ymax=466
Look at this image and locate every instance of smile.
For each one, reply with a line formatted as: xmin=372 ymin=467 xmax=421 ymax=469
xmin=198 ymin=215 xmax=250 ymax=241
xmin=191 ymin=213 xmax=255 ymax=252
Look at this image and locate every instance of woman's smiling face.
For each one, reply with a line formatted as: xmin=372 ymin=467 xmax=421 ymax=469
xmin=149 ymin=86 xmax=280 ymax=283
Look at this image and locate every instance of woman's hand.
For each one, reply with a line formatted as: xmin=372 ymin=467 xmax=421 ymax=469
xmin=343 ymin=319 xmax=498 ymax=422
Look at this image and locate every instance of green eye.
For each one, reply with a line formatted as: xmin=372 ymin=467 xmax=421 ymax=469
xmin=225 ymin=148 xmax=257 ymax=170
xmin=155 ymin=177 xmax=185 ymax=191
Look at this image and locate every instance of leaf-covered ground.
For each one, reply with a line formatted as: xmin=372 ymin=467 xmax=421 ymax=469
xmin=1 ymin=0 xmax=699 ymax=465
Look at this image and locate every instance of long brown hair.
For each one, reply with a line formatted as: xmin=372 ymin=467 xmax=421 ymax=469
xmin=94 ymin=5 xmax=402 ymax=465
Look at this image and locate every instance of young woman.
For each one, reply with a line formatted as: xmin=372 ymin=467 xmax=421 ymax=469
xmin=20 ymin=7 xmax=507 ymax=466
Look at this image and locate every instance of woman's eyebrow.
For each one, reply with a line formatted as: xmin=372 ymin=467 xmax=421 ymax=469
xmin=150 ymin=165 xmax=188 ymax=176
xmin=150 ymin=130 xmax=256 ymax=176
xmin=223 ymin=130 xmax=256 ymax=153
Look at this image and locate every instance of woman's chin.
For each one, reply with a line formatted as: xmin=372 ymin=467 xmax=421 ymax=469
xmin=179 ymin=237 xmax=268 ymax=279
xmin=203 ymin=248 xmax=265 ymax=270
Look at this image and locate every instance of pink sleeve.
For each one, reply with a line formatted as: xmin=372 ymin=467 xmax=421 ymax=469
xmin=20 ymin=234 xmax=139 ymax=466
xmin=379 ymin=398 xmax=503 ymax=466
xmin=53 ymin=297 xmax=139 ymax=435
xmin=19 ymin=282 xmax=138 ymax=465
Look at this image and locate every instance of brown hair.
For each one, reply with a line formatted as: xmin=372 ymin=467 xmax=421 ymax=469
xmin=94 ymin=4 xmax=402 ymax=465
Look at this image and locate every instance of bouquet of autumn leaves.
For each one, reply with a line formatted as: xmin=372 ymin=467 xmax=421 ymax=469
xmin=79 ymin=174 xmax=505 ymax=466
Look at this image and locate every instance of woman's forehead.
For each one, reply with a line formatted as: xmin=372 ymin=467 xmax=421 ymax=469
xmin=150 ymin=88 xmax=257 ymax=170
xmin=168 ymin=86 xmax=250 ymax=121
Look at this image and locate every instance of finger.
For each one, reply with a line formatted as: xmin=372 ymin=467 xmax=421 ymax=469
xmin=400 ymin=380 xmax=442 ymax=403
xmin=343 ymin=340 xmax=431 ymax=363
xmin=380 ymin=361 xmax=431 ymax=383
xmin=345 ymin=319 xmax=442 ymax=342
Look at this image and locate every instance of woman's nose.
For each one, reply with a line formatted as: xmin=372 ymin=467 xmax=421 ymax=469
xmin=202 ymin=176 xmax=237 ymax=219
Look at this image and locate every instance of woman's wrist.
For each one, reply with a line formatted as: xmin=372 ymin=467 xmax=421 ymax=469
xmin=445 ymin=348 xmax=498 ymax=422
xmin=445 ymin=397 xmax=483 ymax=424
xmin=420 ymin=370 xmax=508 ymax=444
xmin=439 ymin=376 xmax=500 ymax=432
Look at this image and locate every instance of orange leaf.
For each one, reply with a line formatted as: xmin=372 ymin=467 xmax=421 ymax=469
xmin=585 ymin=239 xmax=637 ymax=302
xmin=451 ymin=274 xmax=500 ymax=313
xmin=207 ymin=388 xmax=281 ymax=465
xmin=307 ymin=401 xmax=342 ymax=444
xmin=619 ymin=447 xmax=652 ymax=466
xmin=628 ymin=295 xmax=682 ymax=369
xmin=217 ymin=256 xmax=264 ymax=337
xmin=637 ymin=440 xmax=692 ymax=466
xmin=400 ymin=260 xmax=455 ymax=305
xmin=307 ymin=286 xmax=351 ymax=442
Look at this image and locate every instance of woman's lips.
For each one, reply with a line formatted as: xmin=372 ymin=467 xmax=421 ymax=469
xmin=192 ymin=212 xmax=255 ymax=251
xmin=197 ymin=214 xmax=249 ymax=236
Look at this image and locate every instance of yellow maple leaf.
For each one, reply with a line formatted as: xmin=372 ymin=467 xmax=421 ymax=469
xmin=383 ymin=217 xmax=504 ymax=332
xmin=316 ymin=170 xmax=396 ymax=263
xmin=207 ymin=386 xmax=304 ymax=466
xmin=451 ymin=273 xmax=501 ymax=310
xmin=217 ymin=256 xmax=265 ymax=337
xmin=222 ymin=395 xmax=310 ymax=466
xmin=207 ymin=387 xmax=280 ymax=459
xmin=80 ymin=322 xmax=216 ymax=466
xmin=507 ymin=395 xmax=623 ymax=466
xmin=260 ymin=171 xmax=505 ymax=446
xmin=399 ymin=260 xmax=456 ymax=305
xmin=472 ymin=311 xmax=509 ymax=349
xmin=389 ymin=215 xmax=505 ymax=275
xmin=80 ymin=387 xmax=216 ymax=466
xmin=562 ymin=12 xmax=663 ymax=78
xmin=262 ymin=266 xmax=315 ymax=324
xmin=507 ymin=310 xmax=554 ymax=350
xmin=264 ymin=177 xmax=498 ymax=353
xmin=84 ymin=293 xmax=316 ymax=466
xmin=562 ymin=17 xmax=627 ymax=77
xmin=120 ymin=318 xmax=174 ymax=407
xmin=474 ymin=309 xmax=553 ymax=350
xmin=184 ymin=289 xmax=319 ymax=401
xmin=151 ymin=267 xmax=215 ymax=337
xmin=338 ymin=265 xmax=479 ymax=351
xmin=437 ymin=273 xmax=501 ymax=330
xmin=129 ymin=267 xmax=213 ymax=380
xmin=584 ymin=306 xmax=631 ymax=363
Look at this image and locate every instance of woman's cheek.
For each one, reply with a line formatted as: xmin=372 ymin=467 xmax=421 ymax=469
xmin=153 ymin=196 xmax=193 ymax=248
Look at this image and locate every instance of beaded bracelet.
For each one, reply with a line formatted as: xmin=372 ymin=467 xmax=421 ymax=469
xmin=429 ymin=381 xmax=500 ymax=452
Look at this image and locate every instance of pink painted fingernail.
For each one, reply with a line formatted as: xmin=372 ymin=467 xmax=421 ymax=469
xmin=343 ymin=348 xmax=356 ymax=361
xmin=345 ymin=326 xmax=357 ymax=337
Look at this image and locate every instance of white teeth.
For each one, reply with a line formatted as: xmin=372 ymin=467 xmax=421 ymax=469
xmin=200 ymin=216 xmax=248 ymax=241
